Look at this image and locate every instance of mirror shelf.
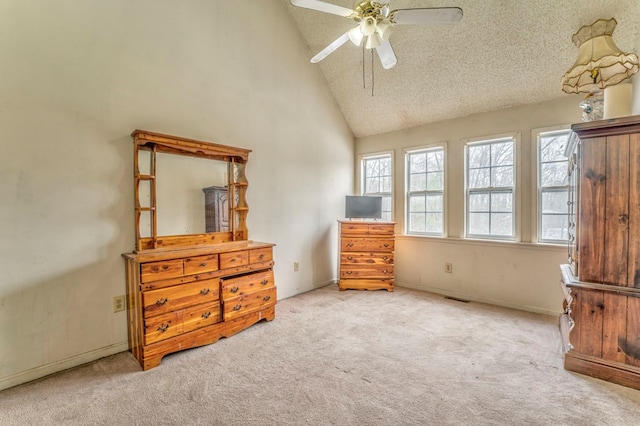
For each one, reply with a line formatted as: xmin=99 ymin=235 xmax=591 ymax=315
xmin=131 ymin=129 xmax=251 ymax=252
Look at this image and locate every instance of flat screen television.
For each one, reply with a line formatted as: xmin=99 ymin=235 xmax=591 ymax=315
xmin=345 ymin=195 xmax=382 ymax=219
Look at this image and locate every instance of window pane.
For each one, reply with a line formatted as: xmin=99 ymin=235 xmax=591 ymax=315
xmin=380 ymin=176 xmax=392 ymax=192
xmin=410 ymin=194 xmax=426 ymax=212
xmin=410 ymin=154 xmax=426 ymax=173
xmin=468 ymin=144 xmax=490 ymax=168
xmin=380 ymin=158 xmax=391 ymax=176
xmin=426 ymin=194 xmax=442 ymax=212
xmin=541 ymin=162 xmax=568 ymax=186
xmin=410 ymin=173 xmax=426 ymax=191
xmin=427 ymin=151 xmax=443 ymax=172
xmin=426 ymin=213 xmax=442 ymax=233
xmin=469 ymin=168 xmax=490 ymax=189
xmin=540 ymin=135 xmax=568 ymax=162
xmin=542 ymin=189 xmax=568 ymax=214
xmin=381 ymin=195 xmax=391 ymax=212
xmin=541 ymin=214 xmax=569 ymax=241
xmin=468 ymin=212 xmax=490 ymax=235
xmin=492 ymin=166 xmax=513 ymax=187
xmin=490 ymin=192 xmax=512 ymax=212
xmin=410 ymin=213 xmax=426 ymax=232
xmin=469 ymin=193 xmax=489 ymax=212
xmin=491 ymin=213 xmax=512 ymax=236
xmin=491 ymin=142 xmax=513 ymax=166
xmin=426 ymin=171 xmax=443 ymax=191
xmin=366 ymin=160 xmax=379 ymax=176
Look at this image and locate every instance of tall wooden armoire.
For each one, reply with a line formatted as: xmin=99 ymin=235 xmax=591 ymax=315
xmin=560 ymin=115 xmax=640 ymax=390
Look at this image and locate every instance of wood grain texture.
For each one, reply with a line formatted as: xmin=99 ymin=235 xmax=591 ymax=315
xmin=578 ymin=137 xmax=606 ymax=283
xmin=601 ymin=292 xmax=627 ymax=363
xmin=603 ymin=134 xmax=630 ymax=285
xmin=628 ymin=132 xmax=640 ymax=288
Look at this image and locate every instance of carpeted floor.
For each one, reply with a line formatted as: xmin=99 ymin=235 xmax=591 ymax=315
xmin=1 ymin=285 xmax=640 ymax=425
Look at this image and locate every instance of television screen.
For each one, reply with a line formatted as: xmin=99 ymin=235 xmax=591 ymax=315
xmin=345 ymin=195 xmax=382 ymax=219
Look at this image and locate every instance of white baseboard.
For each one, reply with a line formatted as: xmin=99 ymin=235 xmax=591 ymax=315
xmin=0 ymin=341 xmax=129 ymax=391
xmin=396 ymin=281 xmax=561 ymax=317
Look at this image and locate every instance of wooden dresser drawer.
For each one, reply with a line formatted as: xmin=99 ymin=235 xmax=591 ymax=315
xmin=142 ymin=278 xmax=220 ymax=317
xmin=340 ymin=264 xmax=394 ymax=279
xmin=224 ymin=286 xmax=277 ymax=321
xmin=144 ymin=302 xmax=221 ymax=345
xmin=250 ymin=247 xmax=273 ymax=264
xmin=140 ymin=259 xmax=184 ymax=283
xmin=341 ymin=252 xmax=393 ymax=265
xmin=219 ymin=251 xmax=249 ymax=269
xmin=341 ymin=238 xmax=394 ymax=252
xmin=184 ymin=254 xmax=219 ymax=275
xmin=182 ymin=302 xmax=221 ymax=335
xmin=221 ymin=270 xmax=274 ymax=300
xmin=340 ymin=222 xmax=369 ymax=234
xmin=368 ymin=223 xmax=395 ymax=235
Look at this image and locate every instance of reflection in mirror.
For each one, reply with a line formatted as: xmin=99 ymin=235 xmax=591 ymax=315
xmin=151 ymin=153 xmax=227 ymax=236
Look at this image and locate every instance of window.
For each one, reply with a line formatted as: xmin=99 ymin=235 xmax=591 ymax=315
xmin=465 ymin=136 xmax=516 ymax=239
xmin=361 ymin=153 xmax=393 ymax=221
xmin=537 ymin=128 xmax=570 ymax=243
xmin=406 ymin=146 xmax=445 ymax=235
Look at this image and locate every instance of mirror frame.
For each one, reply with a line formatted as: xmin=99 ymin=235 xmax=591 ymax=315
xmin=131 ymin=129 xmax=251 ymax=252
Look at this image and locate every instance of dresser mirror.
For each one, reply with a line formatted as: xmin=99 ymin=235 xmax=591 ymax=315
xmin=131 ymin=129 xmax=251 ymax=251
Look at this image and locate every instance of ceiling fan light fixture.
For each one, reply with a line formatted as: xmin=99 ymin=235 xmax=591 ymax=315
xmin=348 ymin=26 xmax=364 ymax=46
xmin=376 ymin=20 xmax=394 ymax=41
xmin=360 ymin=16 xmax=377 ymax=36
xmin=365 ymin=33 xmax=381 ymax=49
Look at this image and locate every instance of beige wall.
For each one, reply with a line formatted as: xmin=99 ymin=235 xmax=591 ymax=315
xmin=356 ymin=97 xmax=584 ymax=315
xmin=0 ymin=1 xmax=354 ymax=390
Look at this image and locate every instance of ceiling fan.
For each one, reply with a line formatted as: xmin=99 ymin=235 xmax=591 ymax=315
xmin=290 ymin=0 xmax=463 ymax=69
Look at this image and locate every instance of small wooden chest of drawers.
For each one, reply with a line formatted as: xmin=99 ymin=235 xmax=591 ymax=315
xmin=338 ymin=220 xmax=395 ymax=291
xmin=123 ymin=241 xmax=276 ymax=370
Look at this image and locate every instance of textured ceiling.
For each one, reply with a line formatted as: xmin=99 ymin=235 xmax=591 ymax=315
xmin=283 ymin=0 xmax=640 ymax=137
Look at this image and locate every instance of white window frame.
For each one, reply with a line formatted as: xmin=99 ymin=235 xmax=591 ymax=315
xmin=532 ymin=125 xmax=571 ymax=244
xmin=404 ymin=143 xmax=447 ymax=236
xmin=359 ymin=151 xmax=394 ymax=221
xmin=464 ymin=132 xmax=520 ymax=241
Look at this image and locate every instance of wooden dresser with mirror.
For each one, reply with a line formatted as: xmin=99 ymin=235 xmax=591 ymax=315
xmin=122 ymin=130 xmax=276 ymax=370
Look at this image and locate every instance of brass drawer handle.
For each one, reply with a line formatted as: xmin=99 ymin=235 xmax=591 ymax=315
xmin=259 ymin=254 xmax=265 ymax=260
xmin=261 ymin=279 xmax=269 ymax=285
xmin=230 ymin=258 xmax=237 ymax=263
xmin=202 ymin=311 xmax=211 ymax=319
xmin=346 ymin=271 xmax=352 ymax=275
xmin=162 ymin=265 xmax=169 ymax=270
xmin=383 ymin=244 xmax=390 ymax=248
xmin=157 ymin=324 xmax=170 ymax=332
xmin=156 ymin=298 xmax=168 ymax=306
xmin=233 ymin=304 xmax=242 ymax=311
xmin=200 ymin=262 xmax=207 ymax=267
xmin=230 ymin=286 xmax=239 ymax=293
xmin=347 ymin=256 xmax=353 ymax=261
xmin=200 ymin=288 xmax=210 ymax=295
xmin=263 ymin=295 xmax=271 ymax=302
xmin=346 ymin=243 xmax=354 ymax=248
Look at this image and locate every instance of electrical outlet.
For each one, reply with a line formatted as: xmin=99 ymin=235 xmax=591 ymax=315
xmin=294 ymin=261 xmax=300 ymax=272
xmin=113 ymin=295 xmax=126 ymax=312
xmin=445 ymin=263 xmax=453 ymax=273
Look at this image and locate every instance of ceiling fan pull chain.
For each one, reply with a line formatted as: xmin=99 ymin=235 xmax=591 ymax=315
xmin=371 ymin=49 xmax=375 ymax=97
xmin=362 ymin=42 xmax=366 ymax=89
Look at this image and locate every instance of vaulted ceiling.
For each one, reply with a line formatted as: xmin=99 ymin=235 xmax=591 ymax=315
xmin=283 ymin=0 xmax=640 ymax=137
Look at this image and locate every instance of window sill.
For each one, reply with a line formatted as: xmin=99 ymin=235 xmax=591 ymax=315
xmin=396 ymin=234 xmax=567 ymax=252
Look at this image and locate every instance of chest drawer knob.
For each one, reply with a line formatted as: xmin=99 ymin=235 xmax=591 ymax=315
xmin=156 ymin=298 xmax=169 ymax=306
xmin=346 ymin=271 xmax=352 ymax=275
xmin=383 ymin=244 xmax=390 ymax=248
xmin=263 ymin=295 xmax=271 ymax=302
xmin=200 ymin=262 xmax=207 ymax=267
xmin=259 ymin=254 xmax=265 ymax=260
xmin=157 ymin=324 xmax=170 ymax=333
xmin=261 ymin=279 xmax=269 ymax=285
xmin=347 ymin=256 xmax=353 ymax=261
xmin=200 ymin=288 xmax=210 ymax=295
xmin=201 ymin=311 xmax=211 ymax=319
xmin=230 ymin=286 xmax=239 ymax=293
xmin=233 ymin=304 xmax=242 ymax=311
xmin=346 ymin=243 xmax=354 ymax=248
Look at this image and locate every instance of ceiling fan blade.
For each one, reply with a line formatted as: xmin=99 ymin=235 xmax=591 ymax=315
xmin=375 ymin=40 xmax=397 ymax=69
xmin=393 ymin=7 xmax=463 ymax=25
xmin=290 ymin=0 xmax=353 ymax=17
xmin=311 ymin=31 xmax=350 ymax=63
